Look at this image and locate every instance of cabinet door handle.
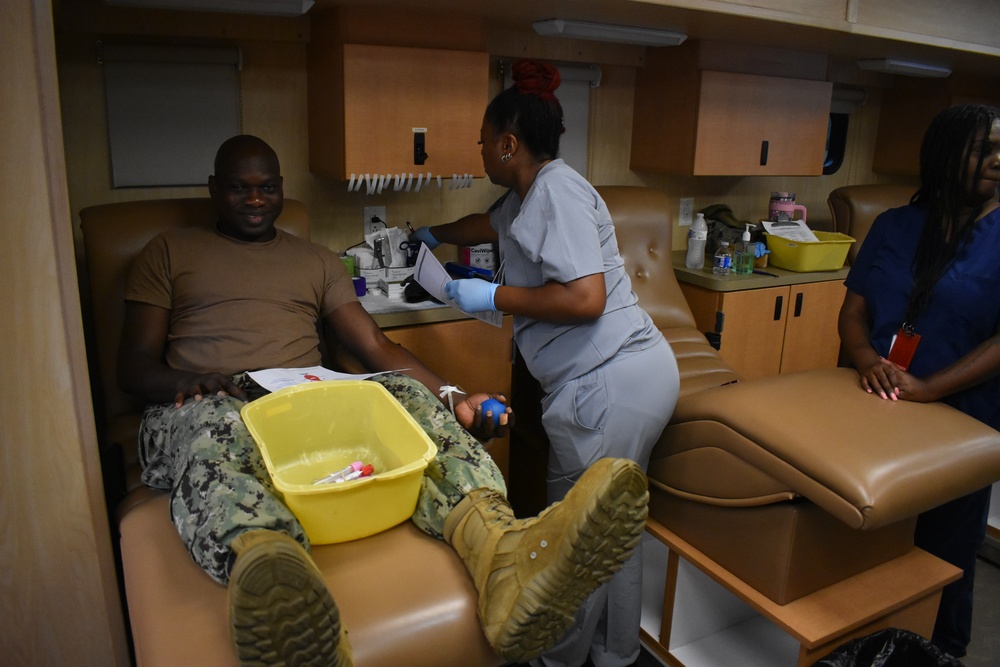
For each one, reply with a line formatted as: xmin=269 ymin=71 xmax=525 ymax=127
xmin=793 ymin=292 xmax=803 ymax=317
xmin=773 ymin=295 xmax=783 ymax=320
xmin=760 ymin=140 xmax=769 ymax=166
xmin=414 ymin=132 xmax=428 ymax=165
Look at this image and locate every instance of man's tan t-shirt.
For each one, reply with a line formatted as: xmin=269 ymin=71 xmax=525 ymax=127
xmin=125 ymin=225 xmax=356 ymax=376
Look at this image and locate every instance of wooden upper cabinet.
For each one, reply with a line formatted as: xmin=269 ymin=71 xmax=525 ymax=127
xmin=694 ymin=71 xmax=831 ymax=175
xmin=855 ymin=0 xmax=1000 ymax=55
xmin=631 ymin=42 xmax=832 ymax=176
xmin=873 ymin=76 xmax=1000 ymax=176
xmin=307 ymin=10 xmax=488 ymax=181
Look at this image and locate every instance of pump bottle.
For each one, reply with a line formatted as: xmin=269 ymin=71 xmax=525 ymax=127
xmin=733 ymin=224 xmax=755 ymax=275
xmin=685 ymin=212 xmax=708 ymax=270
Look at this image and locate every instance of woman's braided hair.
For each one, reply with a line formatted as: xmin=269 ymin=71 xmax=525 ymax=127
xmin=905 ymin=104 xmax=1000 ymax=327
xmin=484 ymin=60 xmax=565 ymax=161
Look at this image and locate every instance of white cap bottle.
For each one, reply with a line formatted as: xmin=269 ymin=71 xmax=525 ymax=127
xmin=685 ymin=212 xmax=708 ymax=270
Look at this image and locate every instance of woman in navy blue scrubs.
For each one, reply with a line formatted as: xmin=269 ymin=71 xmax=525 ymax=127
xmin=839 ymin=104 xmax=1000 ymax=658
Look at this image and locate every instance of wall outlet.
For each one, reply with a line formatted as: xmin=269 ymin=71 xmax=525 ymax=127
xmin=363 ymin=206 xmax=386 ymax=237
xmin=678 ymin=197 xmax=694 ymax=227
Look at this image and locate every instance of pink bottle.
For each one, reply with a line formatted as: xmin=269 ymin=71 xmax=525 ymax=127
xmin=768 ymin=192 xmax=808 ymax=223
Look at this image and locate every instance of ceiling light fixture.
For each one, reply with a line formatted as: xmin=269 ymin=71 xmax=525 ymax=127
xmin=856 ymin=58 xmax=951 ymax=78
xmin=105 ymin=0 xmax=314 ymax=16
xmin=533 ymin=18 xmax=687 ymax=47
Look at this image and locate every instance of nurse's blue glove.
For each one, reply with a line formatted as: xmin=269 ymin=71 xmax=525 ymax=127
xmin=410 ymin=226 xmax=440 ymax=250
xmin=753 ymin=241 xmax=771 ymax=259
xmin=445 ymin=279 xmax=498 ymax=312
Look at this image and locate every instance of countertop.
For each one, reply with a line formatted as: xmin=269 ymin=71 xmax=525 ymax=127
xmin=360 ymin=292 xmax=469 ymax=329
xmin=363 ymin=252 xmax=851 ymax=328
xmin=672 ymin=250 xmax=850 ymax=292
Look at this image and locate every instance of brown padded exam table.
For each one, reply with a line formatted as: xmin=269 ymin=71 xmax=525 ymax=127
xmin=599 ymin=184 xmax=1000 ymax=595
xmin=562 ymin=187 xmax=1000 ymax=663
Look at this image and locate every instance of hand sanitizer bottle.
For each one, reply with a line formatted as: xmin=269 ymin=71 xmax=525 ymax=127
xmin=733 ymin=224 xmax=755 ymax=275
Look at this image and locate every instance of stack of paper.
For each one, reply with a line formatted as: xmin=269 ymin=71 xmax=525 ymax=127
xmin=761 ymin=219 xmax=820 ymax=243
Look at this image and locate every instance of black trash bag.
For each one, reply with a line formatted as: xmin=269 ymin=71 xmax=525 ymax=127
xmin=813 ymin=628 xmax=965 ymax=667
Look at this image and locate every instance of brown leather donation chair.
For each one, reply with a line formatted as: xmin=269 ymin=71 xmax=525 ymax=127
xmin=80 ymin=198 xmax=502 ymax=667
xmin=828 ymin=183 xmax=915 ymax=265
xmin=589 ymin=188 xmax=1000 ymax=641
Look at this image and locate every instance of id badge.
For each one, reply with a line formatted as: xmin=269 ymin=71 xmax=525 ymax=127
xmin=887 ymin=327 xmax=921 ymax=371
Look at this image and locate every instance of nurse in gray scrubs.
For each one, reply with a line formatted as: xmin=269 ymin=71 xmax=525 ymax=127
xmin=411 ymin=59 xmax=680 ymax=667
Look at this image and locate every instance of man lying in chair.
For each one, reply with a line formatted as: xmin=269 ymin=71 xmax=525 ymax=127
xmin=117 ymin=134 xmax=648 ymax=667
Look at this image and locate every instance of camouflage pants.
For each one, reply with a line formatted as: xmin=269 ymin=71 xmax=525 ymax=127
xmin=138 ymin=372 xmax=506 ymax=584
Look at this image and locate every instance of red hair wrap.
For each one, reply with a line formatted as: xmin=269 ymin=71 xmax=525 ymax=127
xmin=512 ymin=60 xmax=561 ymax=102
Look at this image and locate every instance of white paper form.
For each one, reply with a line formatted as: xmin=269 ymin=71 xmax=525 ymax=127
xmin=762 ymin=219 xmax=821 ymax=243
xmin=413 ymin=244 xmax=503 ymax=328
xmin=248 ymin=366 xmax=403 ymax=393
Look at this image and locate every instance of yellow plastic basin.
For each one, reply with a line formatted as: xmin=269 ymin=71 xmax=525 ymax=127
xmin=241 ymin=380 xmax=436 ymax=544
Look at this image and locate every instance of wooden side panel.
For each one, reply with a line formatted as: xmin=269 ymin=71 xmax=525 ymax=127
xmin=2 ymin=1 xmax=128 ymax=664
xmin=678 ymin=282 xmax=723 ymax=335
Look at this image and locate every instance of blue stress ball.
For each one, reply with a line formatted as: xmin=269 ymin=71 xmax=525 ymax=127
xmin=480 ymin=398 xmax=506 ymax=427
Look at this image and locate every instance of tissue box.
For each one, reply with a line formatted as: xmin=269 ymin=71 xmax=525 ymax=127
xmin=460 ymin=243 xmax=496 ymax=271
xmin=241 ymin=381 xmax=436 ymax=544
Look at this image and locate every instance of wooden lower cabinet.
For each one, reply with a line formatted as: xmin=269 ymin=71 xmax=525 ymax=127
xmin=382 ymin=316 xmax=513 ymax=479
xmin=382 ymin=316 xmax=513 ymax=396
xmin=779 ymin=281 xmax=847 ymax=375
xmin=679 ymin=280 xmax=845 ymax=380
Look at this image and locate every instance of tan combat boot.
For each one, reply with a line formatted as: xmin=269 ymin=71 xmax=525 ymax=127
xmin=228 ymin=530 xmax=353 ymax=667
xmin=443 ymin=457 xmax=649 ymax=663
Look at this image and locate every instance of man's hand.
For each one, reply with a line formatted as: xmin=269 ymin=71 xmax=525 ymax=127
xmin=173 ymin=372 xmax=246 ymax=408
xmin=454 ymin=393 xmax=513 ymax=440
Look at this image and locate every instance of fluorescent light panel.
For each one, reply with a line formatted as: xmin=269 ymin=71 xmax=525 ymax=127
xmin=105 ymin=0 xmax=314 ymax=16
xmin=533 ymin=19 xmax=687 ymax=47
xmin=857 ymin=58 xmax=951 ymax=78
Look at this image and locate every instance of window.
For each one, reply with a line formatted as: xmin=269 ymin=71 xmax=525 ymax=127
xmin=102 ymin=43 xmax=242 ymax=187
xmin=823 ymin=112 xmax=849 ymax=175
xmin=823 ymin=86 xmax=866 ymax=176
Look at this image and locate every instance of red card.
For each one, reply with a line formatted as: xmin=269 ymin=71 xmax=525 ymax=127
xmin=887 ymin=328 xmax=921 ymax=371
